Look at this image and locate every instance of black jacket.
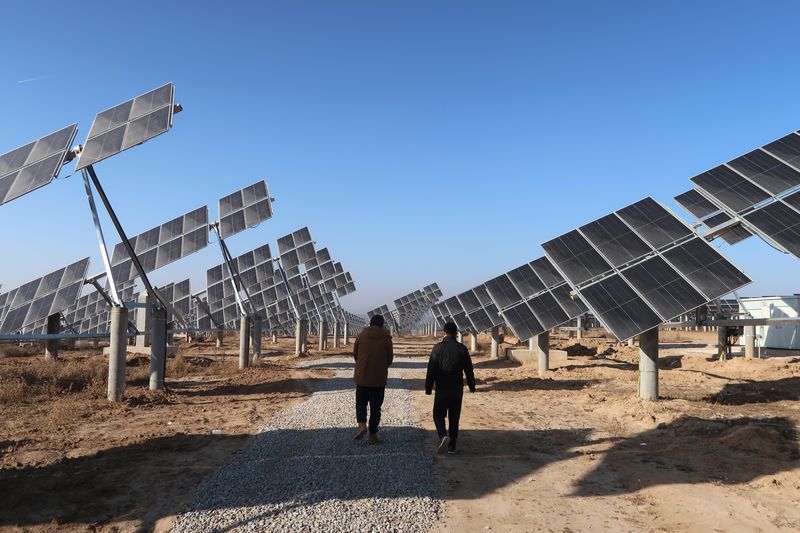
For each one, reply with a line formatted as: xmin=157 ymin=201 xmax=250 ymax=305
xmin=425 ymin=336 xmax=476 ymax=394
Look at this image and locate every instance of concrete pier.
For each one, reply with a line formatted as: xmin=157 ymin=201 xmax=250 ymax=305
xmin=251 ymin=315 xmax=262 ymax=361
xmin=107 ymin=307 xmax=129 ymax=402
xmin=333 ymin=321 xmax=341 ymax=348
xmin=490 ymin=326 xmax=500 ymax=358
xmin=639 ymin=327 xmax=659 ymax=401
xmin=470 ymin=333 xmax=478 ymax=354
xmin=149 ymin=307 xmax=167 ymax=390
xmin=536 ymin=332 xmax=550 ymax=376
xmin=744 ymin=325 xmax=756 ymax=359
xmin=45 ymin=313 xmax=60 ymax=360
xmin=239 ymin=317 xmax=250 ymax=369
xmin=343 ymin=322 xmax=350 ymax=345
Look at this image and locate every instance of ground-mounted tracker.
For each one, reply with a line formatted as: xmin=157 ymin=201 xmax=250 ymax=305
xmin=456 ymin=285 xmax=504 ymax=334
xmin=0 ymin=124 xmax=79 ymax=206
xmin=76 ymin=83 xmax=176 ymax=170
xmin=158 ymin=279 xmax=191 ymax=321
xmin=109 ymin=206 xmax=209 ymax=286
xmin=674 ymin=189 xmax=754 ymax=245
xmin=206 ymin=244 xmax=273 ymax=327
xmin=0 ymin=258 xmax=90 ymax=333
xmin=480 ymin=255 xmax=589 ymax=341
xmin=542 ymin=197 xmax=751 ymax=341
xmin=675 ymin=129 xmax=800 ymax=258
xmin=218 ymin=180 xmax=273 ymax=239
xmin=62 ymin=281 xmax=137 ymax=334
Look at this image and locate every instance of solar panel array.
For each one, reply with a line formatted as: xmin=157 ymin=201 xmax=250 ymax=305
xmin=76 ymin=83 xmax=176 ymax=170
xmin=109 ymin=206 xmax=209 ymax=285
xmin=0 ymin=258 xmax=90 ymax=333
xmin=432 ymin=256 xmax=589 ymax=341
xmin=0 ymin=124 xmax=78 ymax=205
xmin=541 ymin=197 xmax=751 ymax=341
xmin=676 ymin=129 xmax=800 ymax=259
xmin=206 ymin=244 xmax=274 ymax=326
xmin=218 ymin=180 xmax=273 ymax=239
xmin=63 ymin=282 xmax=137 ymax=334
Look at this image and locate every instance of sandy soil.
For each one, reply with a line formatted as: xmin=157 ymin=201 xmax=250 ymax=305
xmin=4 ymin=331 xmax=800 ymax=532
xmin=0 ymin=337 xmax=334 ymax=532
xmin=411 ymin=332 xmax=800 ymax=532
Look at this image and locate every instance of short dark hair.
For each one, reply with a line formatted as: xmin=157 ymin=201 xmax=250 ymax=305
xmin=443 ymin=322 xmax=458 ymax=336
xmin=370 ymin=314 xmax=385 ymax=327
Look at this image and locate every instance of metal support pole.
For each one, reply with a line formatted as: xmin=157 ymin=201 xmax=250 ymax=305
xmin=343 ymin=322 xmax=350 ymax=345
xmin=216 ymin=326 xmax=224 ymax=348
xmin=744 ymin=325 xmax=756 ymax=359
xmin=239 ymin=317 xmax=251 ymax=369
xmin=150 ymin=307 xmax=167 ymax=391
xmin=251 ymin=315 xmax=262 ymax=361
xmin=537 ymin=332 xmax=549 ymax=376
xmin=490 ymin=326 xmax=500 ymax=358
xmin=107 ymin=307 xmax=128 ymax=402
xmin=45 ymin=313 xmax=60 ymax=360
xmin=295 ymin=318 xmax=303 ymax=356
xmin=333 ymin=320 xmax=341 ymax=348
xmin=470 ymin=333 xmax=478 ymax=354
xmin=717 ymin=326 xmax=728 ymax=360
xmin=639 ymin=327 xmax=659 ymax=401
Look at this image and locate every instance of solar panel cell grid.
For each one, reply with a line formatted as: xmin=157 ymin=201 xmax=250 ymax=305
xmin=541 ymin=230 xmax=613 ymax=286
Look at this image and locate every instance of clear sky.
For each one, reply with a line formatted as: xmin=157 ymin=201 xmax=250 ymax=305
xmin=2 ymin=0 xmax=800 ymax=313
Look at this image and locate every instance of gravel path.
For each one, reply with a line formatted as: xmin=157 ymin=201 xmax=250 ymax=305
xmin=172 ymin=357 xmax=439 ymax=532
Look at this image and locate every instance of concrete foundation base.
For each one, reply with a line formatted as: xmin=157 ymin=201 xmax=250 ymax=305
xmin=103 ymin=344 xmax=178 ymax=357
xmin=505 ymin=348 xmax=568 ymax=367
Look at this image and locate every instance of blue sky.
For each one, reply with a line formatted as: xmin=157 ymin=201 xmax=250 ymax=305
xmin=2 ymin=1 xmax=800 ymax=313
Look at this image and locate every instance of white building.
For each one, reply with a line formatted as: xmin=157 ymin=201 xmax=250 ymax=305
xmin=739 ymin=296 xmax=800 ymax=351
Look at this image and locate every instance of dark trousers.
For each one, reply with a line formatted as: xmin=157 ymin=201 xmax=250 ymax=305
xmin=355 ymin=385 xmax=385 ymax=434
xmin=433 ymin=388 xmax=463 ymax=448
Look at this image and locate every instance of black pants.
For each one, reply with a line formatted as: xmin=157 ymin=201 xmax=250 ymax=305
xmin=433 ymin=388 xmax=463 ymax=449
xmin=355 ymin=385 xmax=385 ymax=434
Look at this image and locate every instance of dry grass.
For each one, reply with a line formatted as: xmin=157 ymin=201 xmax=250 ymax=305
xmin=0 ymin=357 xmax=106 ymax=403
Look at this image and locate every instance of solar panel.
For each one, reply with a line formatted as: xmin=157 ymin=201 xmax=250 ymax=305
xmin=0 ymin=124 xmax=78 ymax=205
xmin=615 ymin=197 xmax=693 ymax=250
xmin=109 ymin=206 xmax=208 ymax=284
xmin=620 ymin=256 xmax=707 ymax=321
xmin=691 ymin=165 xmax=771 ymax=213
xmin=727 ymin=149 xmax=800 ymax=195
xmin=76 ymin=83 xmax=175 ymax=170
xmin=501 ymin=300 xmax=545 ymax=341
xmin=541 ymin=230 xmax=613 ymax=286
xmin=206 ymin=244 xmax=273 ymax=325
xmin=762 ymin=132 xmax=800 ymax=170
xmin=580 ymin=213 xmax=652 ymax=267
xmin=527 ymin=291 xmax=570 ymax=330
xmin=661 ymin=237 xmax=751 ymax=302
xmin=549 ymin=284 xmax=589 ymax=317
xmin=743 ymin=201 xmax=800 ymax=257
xmin=218 ymin=180 xmax=273 ymax=239
xmin=0 ymin=258 xmax=90 ymax=333
xmin=506 ymin=264 xmax=546 ymax=298
xmin=529 ymin=257 xmax=562 ymax=288
xmin=578 ymin=274 xmax=663 ymax=342
xmin=675 ymin=189 xmax=720 ymax=219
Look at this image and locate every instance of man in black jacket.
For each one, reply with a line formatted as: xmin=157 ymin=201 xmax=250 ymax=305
xmin=425 ymin=322 xmax=476 ymax=455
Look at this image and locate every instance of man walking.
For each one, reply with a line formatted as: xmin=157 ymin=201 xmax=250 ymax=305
xmin=425 ymin=322 xmax=476 ymax=454
xmin=353 ymin=314 xmax=394 ymax=444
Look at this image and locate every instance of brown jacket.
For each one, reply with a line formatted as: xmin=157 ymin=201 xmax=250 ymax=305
xmin=353 ymin=325 xmax=394 ymax=387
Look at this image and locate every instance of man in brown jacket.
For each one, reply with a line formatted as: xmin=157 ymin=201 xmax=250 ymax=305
xmin=353 ymin=314 xmax=394 ymax=444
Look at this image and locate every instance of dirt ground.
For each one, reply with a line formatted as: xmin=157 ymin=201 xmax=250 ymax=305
xmin=414 ymin=330 xmax=800 ymax=532
xmin=0 ymin=337 xmax=334 ymax=532
xmin=3 ymin=331 xmax=800 ymax=532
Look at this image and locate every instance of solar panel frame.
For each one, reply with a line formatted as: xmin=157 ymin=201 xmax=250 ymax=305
xmin=0 ymin=124 xmax=78 ymax=205
xmin=218 ymin=180 xmax=273 ymax=239
xmin=76 ymin=83 xmax=175 ymax=170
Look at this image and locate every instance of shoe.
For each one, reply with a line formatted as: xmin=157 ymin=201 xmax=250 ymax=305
xmin=447 ymin=447 xmax=457 ymax=455
xmin=368 ymin=433 xmax=379 ymax=445
xmin=354 ymin=423 xmax=367 ymax=441
xmin=437 ymin=436 xmax=450 ymax=454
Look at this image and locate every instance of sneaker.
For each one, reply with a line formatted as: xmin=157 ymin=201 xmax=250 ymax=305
xmin=368 ymin=433 xmax=379 ymax=445
xmin=354 ymin=423 xmax=367 ymax=441
xmin=437 ymin=436 xmax=450 ymax=454
xmin=447 ymin=447 xmax=457 ymax=455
